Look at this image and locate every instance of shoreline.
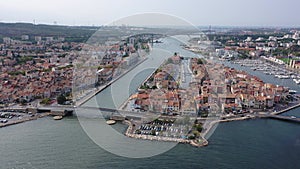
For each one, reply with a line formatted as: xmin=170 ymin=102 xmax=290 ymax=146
xmin=123 ymin=103 xmax=300 ymax=148
xmin=0 ymin=112 xmax=51 ymax=128
xmin=124 ymin=120 xmax=209 ymax=147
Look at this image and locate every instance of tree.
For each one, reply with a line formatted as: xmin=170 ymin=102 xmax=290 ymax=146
xmin=197 ymin=58 xmax=203 ymax=64
xmin=57 ymin=95 xmax=66 ymax=105
xmin=20 ymin=99 xmax=27 ymax=105
xmin=40 ymin=98 xmax=51 ymax=105
xmin=195 ymin=124 xmax=203 ymax=132
xmin=151 ymin=85 xmax=158 ymax=89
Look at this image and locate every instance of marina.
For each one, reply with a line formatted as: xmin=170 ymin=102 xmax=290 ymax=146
xmin=233 ymin=59 xmax=300 ymax=84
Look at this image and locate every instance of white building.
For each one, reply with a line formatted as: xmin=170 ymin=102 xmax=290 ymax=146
xmin=21 ymin=35 xmax=29 ymax=40
xmin=245 ymin=37 xmax=252 ymax=42
xmin=3 ymin=37 xmax=12 ymax=44
xmin=46 ymin=37 xmax=54 ymax=42
xmin=35 ymin=36 xmax=42 ymax=42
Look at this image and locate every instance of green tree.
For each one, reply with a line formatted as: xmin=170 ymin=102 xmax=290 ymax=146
xmin=197 ymin=58 xmax=203 ymax=64
xmin=151 ymin=85 xmax=158 ymax=89
xmin=20 ymin=99 xmax=27 ymax=105
xmin=40 ymin=98 xmax=51 ymax=105
xmin=57 ymin=95 xmax=66 ymax=105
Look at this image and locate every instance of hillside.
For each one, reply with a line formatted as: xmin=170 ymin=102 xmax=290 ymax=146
xmin=0 ymin=22 xmax=98 ymax=42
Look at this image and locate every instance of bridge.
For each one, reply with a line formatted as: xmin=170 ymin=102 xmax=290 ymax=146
xmin=127 ymin=33 xmax=164 ymax=46
xmin=2 ymin=105 xmax=156 ymax=120
xmin=3 ymin=104 xmax=300 ymax=125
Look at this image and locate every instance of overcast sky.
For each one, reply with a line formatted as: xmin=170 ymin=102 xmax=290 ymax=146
xmin=1 ymin=0 xmax=300 ymax=27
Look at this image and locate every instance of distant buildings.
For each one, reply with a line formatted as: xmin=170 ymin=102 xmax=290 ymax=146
xmin=21 ymin=35 xmax=29 ymax=41
xmin=3 ymin=37 xmax=12 ymax=44
xmin=35 ymin=36 xmax=42 ymax=42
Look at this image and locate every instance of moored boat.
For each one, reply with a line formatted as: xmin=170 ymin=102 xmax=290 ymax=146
xmin=106 ymin=120 xmax=116 ymax=125
xmin=53 ymin=116 xmax=63 ymax=120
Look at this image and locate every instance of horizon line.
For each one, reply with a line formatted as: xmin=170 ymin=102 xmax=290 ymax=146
xmin=1 ymin=21 xmax=300 ymax=29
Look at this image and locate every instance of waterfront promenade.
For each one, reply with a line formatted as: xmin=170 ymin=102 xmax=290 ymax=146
xmin=76 ymin=57 xmax=148 ymax=107
xmin=267 ymin=115 xmax=300 ymax=123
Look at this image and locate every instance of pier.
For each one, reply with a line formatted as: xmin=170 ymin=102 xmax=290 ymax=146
xmin=254 ymin=103 xmax=300 ymax=124
xmin=271 ymin=103 xmax=300 ymax=115
xmin=267 ymin=115 xmax=300 ymax=123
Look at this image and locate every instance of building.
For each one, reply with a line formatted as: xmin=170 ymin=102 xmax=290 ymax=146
xmin=21 ymin=35 xmax=29 ymax=41
xmin=3 ymin=37 xmax=12 ymax=44
xmin=35 ymin=36 xmax=42 ymax=42
xmin=46 ymin=37 xmax=54 ymax=42
xmin=289 ymin=59 xmax=300 ymax=69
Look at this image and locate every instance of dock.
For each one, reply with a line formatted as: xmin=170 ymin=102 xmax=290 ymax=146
xmin=271 ymin=103 xmax=300 ymax=115
xmin=255 ymin=103 xmax=300 ymax=124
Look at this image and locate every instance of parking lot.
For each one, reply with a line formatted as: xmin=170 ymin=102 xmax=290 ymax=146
xmin=0 ymin=110 xmax=34 ymax=124
xmin=134 ymin=118 xmax=192 ymax=139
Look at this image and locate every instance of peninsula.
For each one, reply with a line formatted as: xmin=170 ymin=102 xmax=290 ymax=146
xmin=120 ymin=53 xmax=299 ymax=147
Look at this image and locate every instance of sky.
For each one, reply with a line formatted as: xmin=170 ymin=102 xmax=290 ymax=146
xmin=1 ymin=0 xmax=300 ymax=27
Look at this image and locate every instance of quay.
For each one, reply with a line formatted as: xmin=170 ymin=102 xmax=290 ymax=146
xmin=267 ymin=115 xmax=300 ymax=123
xmin=0 ymin=112 xmax=50 ymax=128
xmin=119 ymin=65 xmax=157 ymax=110
xmin=271 ymin=103 xmax=300 ymax=115
xmin=0 ymin=106 xmax=73 ymax=128
xmin=76 ymin=57 xmax=148 ymax=107
xmin=259 ymin=103 xmax=300 ymax=124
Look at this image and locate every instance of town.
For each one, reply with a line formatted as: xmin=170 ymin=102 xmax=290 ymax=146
xmin=121 ymin=52 xmax=297 ymax=145
xmin=1 ymin=24 xmax=300 ymax=146
xmin=0 ymin=25 xmax=153 ymax=109
xmin=123 ymin=54 xmax=293 ymax=115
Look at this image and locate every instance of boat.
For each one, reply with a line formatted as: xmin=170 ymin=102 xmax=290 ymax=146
xmin=293 ymin=79 xmax=298 ymax=83
xmin=106 ymin=120 xmax=116 ymax=125
xmin=53 ymin=116 xmax=63 ymax=120
xmin=289 ymin=90 xmax=297 ymax=94
xmin=278 ymin=75 xmax=290 ymax=79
